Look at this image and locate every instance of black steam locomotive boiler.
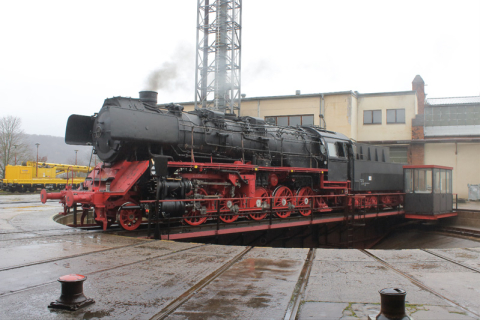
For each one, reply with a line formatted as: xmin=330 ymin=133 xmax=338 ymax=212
xmin=41 ymin=91 xmax=404 ymax=230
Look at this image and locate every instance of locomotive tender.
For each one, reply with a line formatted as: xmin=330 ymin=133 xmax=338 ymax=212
xmin=41 ymin=91 xmax=404 ymax=230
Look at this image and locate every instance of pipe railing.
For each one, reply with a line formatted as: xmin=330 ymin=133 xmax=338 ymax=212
xmin=139 ymin=192 xmax=405 ymax=238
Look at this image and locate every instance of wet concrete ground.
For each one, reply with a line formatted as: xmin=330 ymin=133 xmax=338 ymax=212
xmin=1 ymin=194 xmax=480 ymax=319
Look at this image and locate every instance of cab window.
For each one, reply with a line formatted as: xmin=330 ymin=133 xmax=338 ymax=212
xmin=327 ymin=142 xmax=337 ymax=157
xmin=327 ymin=141 xmax=347 ymax=158
xmin=336 ymin=142 xmax=345 ymax=157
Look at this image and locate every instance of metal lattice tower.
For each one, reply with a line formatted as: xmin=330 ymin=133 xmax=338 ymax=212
xmin=195 ymin=0 xmax=242 ymax=114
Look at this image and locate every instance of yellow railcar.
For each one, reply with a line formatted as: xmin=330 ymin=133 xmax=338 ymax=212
xmin=1 ymin=162 xmax=94 ymax=192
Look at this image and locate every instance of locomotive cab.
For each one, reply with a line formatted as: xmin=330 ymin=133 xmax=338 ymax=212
xmin=324 ymin=139 xmax=349 ymax=181
xmin=320 ymin=131 xmax=352 ymax=182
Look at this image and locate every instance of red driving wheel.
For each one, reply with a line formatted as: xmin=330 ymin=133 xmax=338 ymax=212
xmin=219 ymin=198 xmax=240 ymax=223
xmin=296 ymin=187 xmax=314 ymax=216
xmin=118 ymin=203 xmax=142 ymax=231
xmin=273 ymin=186 xmax=293 ymax=218
xmin=249 ymin=188 xmax=268 ymax=221
xmin=184 ymin=188 xmax=211 ymax=226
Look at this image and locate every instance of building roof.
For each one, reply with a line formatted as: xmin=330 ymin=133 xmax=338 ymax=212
xmin=160 ymin=90 xmax=418 ymax=106
xmin=426 ymin=96 xmax=480 ymax=106
xmin=357 ymin=91 xmax=416 ymax=97
xmin=237 ymin=91 xmax=356 ymax=101
xmin=159 ymin=91 xmax=357 ymax=106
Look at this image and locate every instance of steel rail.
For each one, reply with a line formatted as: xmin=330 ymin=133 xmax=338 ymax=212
xmin=0 ymin=201 xmax=46 ymax=205
xmin=0 ymin=243 xmax=205 ymax=298
xmin=0 ymin=227 xmax=123 ymax=241
xmin=149 ymin=246 xmax=253 ymax=320
xmin=0 ymin=241 xmax=147 ymax=272
xmin=422 ymin=249 xmax=480 ymax=273
xmin=0 ymin=228 xmax=93 ymax=236
xmin=436 ymin=226 xmax=480 ymax=238
xmin=283 ymin=248 xmax=316 ymax=320
xmin=361 ymin=249 xmax=480 ymax=318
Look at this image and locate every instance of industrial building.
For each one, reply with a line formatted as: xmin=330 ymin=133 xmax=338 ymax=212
xmin=175 ymin=75 xmax=480 ymax=199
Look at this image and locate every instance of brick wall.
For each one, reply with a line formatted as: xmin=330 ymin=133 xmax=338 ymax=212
xmin=412 ymin=125 xmax=424 ymax=140
xmin=408 ymin=144 xmax=425 ymax=165
xmin=409 ymin=85 xmax=425 ymax=164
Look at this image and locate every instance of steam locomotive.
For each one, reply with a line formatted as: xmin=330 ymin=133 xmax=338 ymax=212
xmin=41 ymin=91 xmax=404 ymax=230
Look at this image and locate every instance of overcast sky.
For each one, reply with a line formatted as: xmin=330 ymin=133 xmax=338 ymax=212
xmin=1 ymin=0 xmax=479 ymax=137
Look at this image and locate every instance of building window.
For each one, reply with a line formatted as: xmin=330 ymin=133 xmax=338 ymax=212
xmin=389 ymin=146 xmax=408 ymax=164
xmin=387 ymin=109 xmax=405 ymax=124
xmin=265 ymin=115 xmax=314 ymax=126
xmin=363 ymin=110 xmax=382 ymax=124
xmin=425 ymin=105 xmax=480 ymax=127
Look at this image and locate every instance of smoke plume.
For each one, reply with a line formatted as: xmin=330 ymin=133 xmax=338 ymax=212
xmin=146 ymin=61 xmax=177 ymax=91
xmin=144 ymin=44 xmax=194 ymax=93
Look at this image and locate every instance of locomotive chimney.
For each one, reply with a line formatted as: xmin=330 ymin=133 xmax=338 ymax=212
xmin=139 ymin=91 xmax=158 ymax=107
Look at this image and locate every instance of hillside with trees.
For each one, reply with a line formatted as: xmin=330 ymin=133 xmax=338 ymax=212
xmin=24 ymin=134 xmax=94 ymax=166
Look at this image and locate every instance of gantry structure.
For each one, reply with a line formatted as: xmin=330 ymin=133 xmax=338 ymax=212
xmin=194 ymin=0 xmax=242 ymax=114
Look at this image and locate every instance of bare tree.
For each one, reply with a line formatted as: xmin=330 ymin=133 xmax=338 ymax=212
xmin=0 ymin=116 xmax=32 ymax=179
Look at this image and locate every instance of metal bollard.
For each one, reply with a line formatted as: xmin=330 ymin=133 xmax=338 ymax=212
xmin=374 ymin=288 xmax=412 ymax=320
xmin=48 ymin=274 xmax=95 ymax=311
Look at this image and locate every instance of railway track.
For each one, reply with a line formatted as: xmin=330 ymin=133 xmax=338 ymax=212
xmin=149 ymin=246 xmax=253 ymax=320
xmin=0 ymin=241 xmax=255 ymax=320
xmin=436 ymin=226 xmax=480 ymax=238
xmin=283 ymin=248 xmax=316 ymax=320
xmin=361 ymin=249 xmax=480 ymax=318
xmin=0 ymin=201 xmax=43 ymax=205
xmin=0 ymin=242 xmax=205 ymax=297
xmin=422 ymin=249 xmax=480 ymax=273
xmin=2 ymin=227 xmax=479 ymax=318
xmin=148 ymin=246 xmax=317 ymax=320
xmin=0 ymin=225 xmax=127 ymax=243
xmin=0 ymin=238 xmax=149 ymax=272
